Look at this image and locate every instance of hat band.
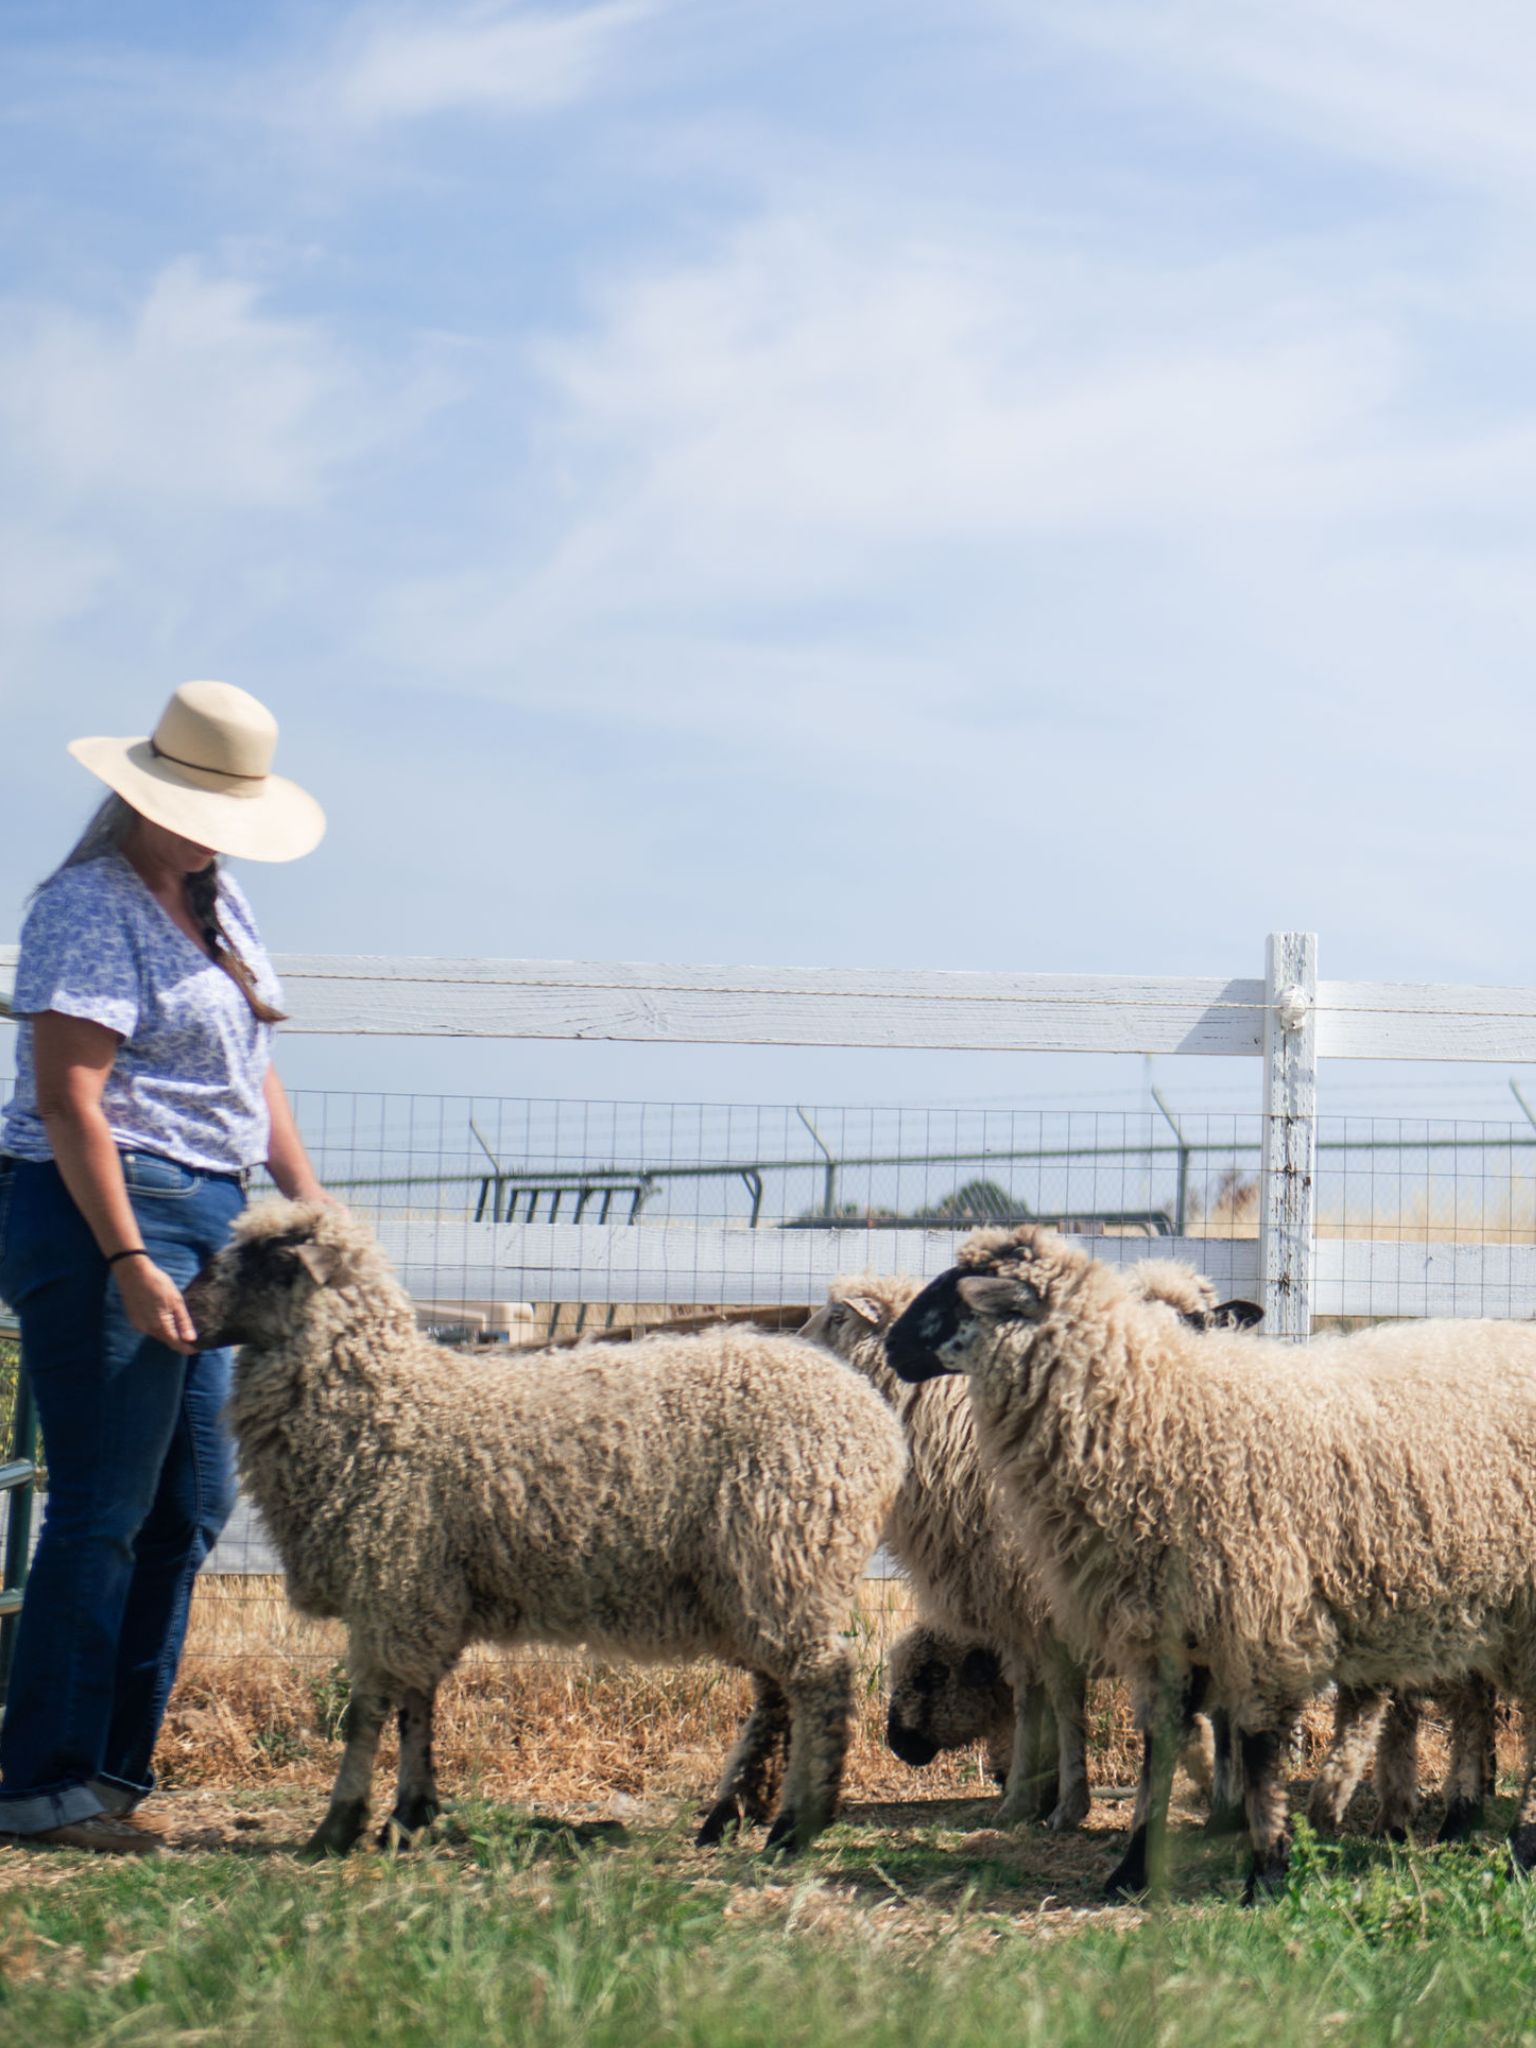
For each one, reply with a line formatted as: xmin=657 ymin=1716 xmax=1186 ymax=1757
xmin=149 ymin=738 xmax=268 ymax=799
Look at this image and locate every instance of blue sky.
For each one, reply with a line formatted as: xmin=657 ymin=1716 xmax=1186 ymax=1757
xmin=3 ymin=1 xmax=1536 ymax=1113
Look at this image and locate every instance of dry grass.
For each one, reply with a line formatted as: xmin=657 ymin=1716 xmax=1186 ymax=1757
xmin=160 ymin=1575 xmax=1521 ymax=1828
xmin=1187 ymin=1170 xmax=1536 ymax=1247
xmin=162 ymin=1574 xmax=1152 ymax=1809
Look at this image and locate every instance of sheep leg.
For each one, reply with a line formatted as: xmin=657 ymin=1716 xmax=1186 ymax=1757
xmin=379 ymin=1686 xmax=442 ymax=1850
xmin=1180 ymin=1711 xmax=1216 ymax=1802
xmin=1510 ymin=1703 xmax=1536 ymax=1873
xmin=1104 ymin=1668 xmax=1190 ymax=1901
xmin=1240 ymin=1706 xmax=1302 ymax=1904
xmin=994 ymin=1680 xmax=1055 ymax=1827
xmin=1041 ymin=1646 xmax=1091 ymax=1833
xmin=1204 ymin=1708 xmax=1246 ymax=1835
xmin=1305 ymin=1685 xmax=1391 ymax=1836
xmin=1438 ymin=1676 xmax=1497 ymax=1844
xmin=1373 ymin=1690 xmax=1423 ymax=1842
xmin=305 ymin=1685 xmax=391 ymax=1858
xmin=697 ymin=1673 xmax=791 ymax=1845
xmin=764 ymin=1649 xmax=854 ymax=1856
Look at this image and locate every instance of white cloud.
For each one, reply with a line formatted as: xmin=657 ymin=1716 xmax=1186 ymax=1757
xmin=365 ymin=207 xmax=1491 ymax=710
xmin=0 ymin=258 xmax=455 ymax=516
xmin=1007 ymin=0 xmax=1536 ymax=196
xmin=327 ymin=0 xmax=655 ymax=125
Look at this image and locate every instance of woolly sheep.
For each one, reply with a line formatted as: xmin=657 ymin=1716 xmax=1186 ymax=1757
xmin=885 ymin=1624 xmax=1017 ymax=1785
xmin=802 ymin=1257 xmax=1253 ymax=1833
xmin=185 ymin=1200 xmax=906 ymax=1858
xmin=886 ymin=1225 xmax=1536 ymax=1899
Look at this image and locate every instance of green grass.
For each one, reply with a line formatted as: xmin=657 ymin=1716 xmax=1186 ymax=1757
xmin=4 ymin=1806 xmax=1536 ymax=2047
xmin=0 ymin=1331 xmax=18 ymax=1450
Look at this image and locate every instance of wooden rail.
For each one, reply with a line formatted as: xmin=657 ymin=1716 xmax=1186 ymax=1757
xmin=9 ymin=930 xmax=1536 ymax=1338
xmin=7 ymin=945 xmax=1536 ymax=1062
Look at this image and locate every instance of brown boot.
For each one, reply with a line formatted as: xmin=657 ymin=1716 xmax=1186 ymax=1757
xmin=3 ymin=1814 xmax=160 ymax=1855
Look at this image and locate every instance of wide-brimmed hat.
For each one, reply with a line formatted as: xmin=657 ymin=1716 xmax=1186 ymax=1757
xmin=68 ymin=681 xmax=325 ymax=862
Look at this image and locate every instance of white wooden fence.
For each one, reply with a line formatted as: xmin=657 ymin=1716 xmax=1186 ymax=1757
xmin=8 ymin=927 xmax=1536 ymax=1331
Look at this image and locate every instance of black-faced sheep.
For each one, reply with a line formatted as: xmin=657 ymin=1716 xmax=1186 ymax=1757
xmin=885 ymin=1624 xmax=1017 ymax=1785
xmin=185 ymin=1201 xmax=906 ymax=1858
xmin=886 ymin=1225 xmax=1536 ymax=1900
xmin=803 ymin=1259 xmax=1254 ymax=1833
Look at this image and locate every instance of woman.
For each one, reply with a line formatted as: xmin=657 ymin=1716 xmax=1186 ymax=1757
xmin=0 ymin=680 xmax=327 ymax=1852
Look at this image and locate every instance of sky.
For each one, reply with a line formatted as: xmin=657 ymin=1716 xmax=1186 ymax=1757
xmin=3 ymin=0 xmax=1536 ymax=1117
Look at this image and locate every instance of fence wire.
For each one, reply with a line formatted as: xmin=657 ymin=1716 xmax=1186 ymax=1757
xmin=9 ymin=1093 xmax=1536 ymax=1652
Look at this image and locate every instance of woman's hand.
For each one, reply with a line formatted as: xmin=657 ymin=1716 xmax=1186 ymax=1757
xmin=113 ymin=1257 xmax=199 ymax=1355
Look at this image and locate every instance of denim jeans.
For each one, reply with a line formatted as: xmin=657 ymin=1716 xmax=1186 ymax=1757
xmin=0 ymin=1152 xmax=243 ymax=1832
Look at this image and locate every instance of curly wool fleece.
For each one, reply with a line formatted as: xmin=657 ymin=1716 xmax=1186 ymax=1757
xmin=193 ymin=1199 xmax=906 ymax=1855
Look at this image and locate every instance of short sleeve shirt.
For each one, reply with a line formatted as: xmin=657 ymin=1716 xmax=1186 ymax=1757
xmin=1 ymin=854 xmax=282 ymax=1173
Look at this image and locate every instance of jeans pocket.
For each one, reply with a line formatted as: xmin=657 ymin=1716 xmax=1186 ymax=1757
xmin=121 ymin=1152 xmax=200 ymax=1200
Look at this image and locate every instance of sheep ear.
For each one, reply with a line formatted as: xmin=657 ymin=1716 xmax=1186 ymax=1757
xmin=960 ymin=1647 xmax=1002 ymax=1688
xmin=1212 ymin=1299 xmax=1264 ymax=1330
xmin=956 ymin=1274 xmax=1042 ymax=1320
xmin=841 ymin=1294 xmax=885 ymax=1328
xmin=293 ymin=1240 xmax=339 ymax=1287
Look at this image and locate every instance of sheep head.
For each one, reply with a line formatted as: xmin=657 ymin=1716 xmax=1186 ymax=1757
xmin=184 ymin=1199 xmax=387 ymax=1348
xmin=885 ymin=1225 xmax=1086 ymax=1384
xmin=1126 ymin=1258 xmax=1263 ymax=1333
xmin=885 ymin=1625 xmax=1014 ymax=1778
xmin=800 ymin=1273 xmax=918 ymax=1358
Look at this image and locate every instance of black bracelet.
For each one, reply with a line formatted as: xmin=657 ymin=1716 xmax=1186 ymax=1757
xmin=106 ymin=1247 xmax=151 ymax=1267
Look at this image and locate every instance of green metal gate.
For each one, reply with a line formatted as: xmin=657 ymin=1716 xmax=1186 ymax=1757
xmin=0 ymin=1308 xmax=37 ymax=1703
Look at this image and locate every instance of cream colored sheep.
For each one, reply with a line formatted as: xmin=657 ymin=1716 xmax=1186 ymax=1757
xmin=1307 ymin=1678 xmax=1499 ymax=1842
xmin=185 ymin=1200 xmax=905 ymax=1858
xmin=803 ymin=1257 xmax=1251 ymax=1833
xmin=886 ymin=1225 xmax=1536 ymax=1900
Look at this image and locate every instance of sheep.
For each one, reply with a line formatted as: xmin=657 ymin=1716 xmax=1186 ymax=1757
xmin=885 ymin=1224 xmax=1536 ymax=1899
xmin=885 ymin=1623 xmax=1017 ymax=1785
xmin=184 ymin=1199 xmax=906 ymax=1858
xmin=1307 ymin=1677 xmax=1499 ymax=1842
xmin=802 ymin=1257 xmax=1255 ymax=1833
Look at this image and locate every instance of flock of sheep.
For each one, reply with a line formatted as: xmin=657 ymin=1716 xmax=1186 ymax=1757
xmin=182 ymin=1202 xmax=1536 ymax=1901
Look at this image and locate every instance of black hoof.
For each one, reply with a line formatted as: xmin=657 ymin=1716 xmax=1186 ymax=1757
xmin=1508 ymin=1824 xmax=1536 ymax=1873
xmin=763 ymin=1808 xmax=801 ymax=1857
xmin=1103 ymin=1824 xmax=1149 ymax=1901
xmin=1437 ymin=1798 xmax=1483 ymax=1846
xmin=1379 ymin=1823 xmax=1410 ymax=1846
xmin=301 ymin=1799 xmax=369 ymax=1861
xmin=696 ymin=1797 xmax=744 ymax=1847
xmin=378 ymin=1798 xmax=440 ymax=1851
xmin=1241 ymin=1851 xmax=1290 ymax=1906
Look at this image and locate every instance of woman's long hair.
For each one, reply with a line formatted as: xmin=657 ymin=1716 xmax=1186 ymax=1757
xmin=42 ymin=794 xmax=287 ymax=1024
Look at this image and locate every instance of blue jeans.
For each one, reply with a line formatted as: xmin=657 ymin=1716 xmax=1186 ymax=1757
xmin=0 ymin=1152 xmax=243 ymax=1832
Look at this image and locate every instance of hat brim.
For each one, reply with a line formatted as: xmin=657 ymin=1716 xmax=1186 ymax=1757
xmin=68 ymin=737 xmax=326 ymax=863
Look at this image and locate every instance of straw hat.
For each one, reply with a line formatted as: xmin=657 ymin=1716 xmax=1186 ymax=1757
xmin=68 ymin=681 xmax=325 ymax=862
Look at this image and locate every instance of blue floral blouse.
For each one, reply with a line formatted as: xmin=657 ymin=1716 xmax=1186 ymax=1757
xmin=1 ymin=854 xmax=281 ymax=1173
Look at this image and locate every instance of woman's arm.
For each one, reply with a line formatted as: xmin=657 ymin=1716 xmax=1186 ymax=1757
xmin=263 ymin=1066 xmax=329 ymax=1204
xmin=33 ymin=1011 xmax=198 ymax=1353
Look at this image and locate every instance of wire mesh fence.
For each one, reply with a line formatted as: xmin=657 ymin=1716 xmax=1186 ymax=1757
xmin=9 ymin=1091 xmax=1536 ymax=1665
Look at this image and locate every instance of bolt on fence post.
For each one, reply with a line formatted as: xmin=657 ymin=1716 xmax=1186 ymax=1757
xmin=1259 ymin=933 xmax=1318 ymax=1342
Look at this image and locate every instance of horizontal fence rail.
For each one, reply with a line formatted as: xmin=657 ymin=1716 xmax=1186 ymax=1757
xmin=8 ymin=932 xmax=1536 ymax=1348
xmin=9 ymin=945 xmax=1536 ymax=1062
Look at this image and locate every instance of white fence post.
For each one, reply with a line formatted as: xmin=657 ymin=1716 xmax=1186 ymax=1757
xmin=1259 ymin=932 xmax=1318 ymax=1341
